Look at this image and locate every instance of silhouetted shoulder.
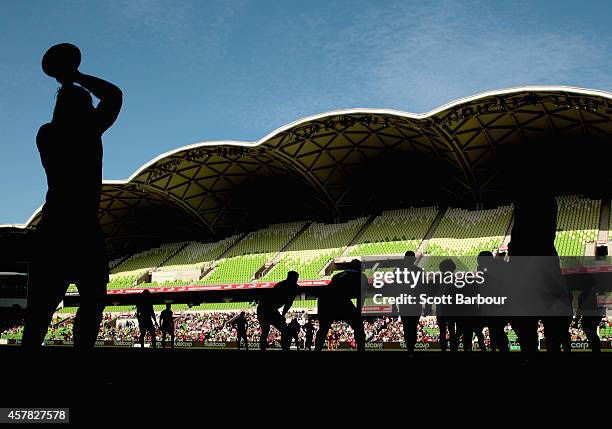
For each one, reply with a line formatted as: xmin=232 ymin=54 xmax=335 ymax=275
xmin=36 ymin=123 xmax=54 ymax=150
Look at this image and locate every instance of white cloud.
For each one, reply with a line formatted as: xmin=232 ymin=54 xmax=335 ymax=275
xmin=319 ymin=0 xmax=612 ymax=112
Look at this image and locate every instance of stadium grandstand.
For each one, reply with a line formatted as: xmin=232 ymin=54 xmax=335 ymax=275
xmin=55 ymin=198 xmax=609 ymax=292
xmin=2 ymin=86 xmax=612 ymax=350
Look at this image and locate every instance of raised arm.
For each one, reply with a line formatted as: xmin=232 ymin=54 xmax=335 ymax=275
xmin=73 ymin=72 xmax=123 ymax=134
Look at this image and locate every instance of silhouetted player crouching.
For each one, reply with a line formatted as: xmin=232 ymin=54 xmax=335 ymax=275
xmin=23 ymin=43 xmax=122 ymax=349
xmin=256 ymin=271 xmax=300 ymax=351
xmin=315 ymin=259 xmax=366 ymax=352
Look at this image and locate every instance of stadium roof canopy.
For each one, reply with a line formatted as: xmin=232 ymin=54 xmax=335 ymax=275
xmin=13 ymin=86 xmax=612 ymax=257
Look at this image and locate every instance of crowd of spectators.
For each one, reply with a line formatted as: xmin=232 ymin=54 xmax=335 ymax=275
xmin=1 ymin=310 xmax=610 ymax=349
xmin=0 ymin=306 xmax=24 ymax=338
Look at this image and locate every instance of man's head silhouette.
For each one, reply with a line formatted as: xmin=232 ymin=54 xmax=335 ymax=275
xmin=165 ymin=303 xmax=171 ymax=310
xmin=286 ymin=270 xmax=299 ymax=284
xmin=42 ymin=43 xmax=81 ymax=82
xmin=348 ymin=259 xmax=361 ymax=271
xmin=404 ymin=250 xmax=416 ymax=265
xmin=477 ymin=251 xmax=493 ymax=270
xmin=439 ymin=259 xmax=456 ymax=273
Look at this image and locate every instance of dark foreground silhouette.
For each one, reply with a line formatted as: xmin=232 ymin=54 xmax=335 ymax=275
xmin=314 ymin=259 xmax=366 ymax=352
xmin=256 ymin=271 xmax=300 ymax=351
xmin=159 ymin=303 xmax=175 ymax=350
xmin=22 ymin=43 xmax=122 ymax=349
xmin=397 ymin=251 xmax=425 ymax=354
xmin=230 ymin=311 xmax=249 ymax=351
xmin=136 ymin=290 xmax=158 ymax=348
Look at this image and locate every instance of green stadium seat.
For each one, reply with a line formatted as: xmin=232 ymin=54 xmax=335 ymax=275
xmin=424 ymin=205 xmax=513 ymax=270
xmin=350 ymin=207 xmax=438 ymax=257
xmin=198 ymin=222 xmax=306 ymax=285
xmin=262 ymin=217 xmax=368 ymax=281
xmin=554 ymin=195 xmax=600 ymax=257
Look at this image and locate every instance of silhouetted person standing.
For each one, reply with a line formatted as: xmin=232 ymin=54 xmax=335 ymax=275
xmin=288 ymin=318 xmax=301 ymax=350
xmin=315 ymin=259 xmax=366 ymax=352
xmin=456 ymin=254 xmax=487 ymax=352
xmin=397 ymin=251 xmax=424 ymax=354
xmin=23 ymin=43 xmax=122 ymax=349
xmin=159 ymin=304 xmax=174 ymax=350
xmin=232 ymin=311 xmax=249 ymax=351
xmin=574 ymin=273 xmax=602 ymax=353
xmin=509 ymin=193 xmax=571 ymax=353
xmin=478 ymin=251 xmax=509 ymax=352
xmin=136 ymin=290 xmax=158 ymax=349
xmin=256 ymin=271 xmax=300 ymax=351
xmin=304 ymin=318 xmax=315 ymax=351
xmin=436 ymin=259 xmax=459 ymax=352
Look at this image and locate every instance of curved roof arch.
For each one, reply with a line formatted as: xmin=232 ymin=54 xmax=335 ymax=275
xmin=19 ymin=85 xmax=612 ymax=256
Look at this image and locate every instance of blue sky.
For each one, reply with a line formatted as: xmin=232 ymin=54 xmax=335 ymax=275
xmin=2 ymin=0 xmax=612 ymax=224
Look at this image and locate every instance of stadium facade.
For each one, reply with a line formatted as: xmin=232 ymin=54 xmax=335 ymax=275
xmin=4 ymin=85 xmax=612 ymax=259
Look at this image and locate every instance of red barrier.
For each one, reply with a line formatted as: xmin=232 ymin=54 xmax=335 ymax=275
xmin=87 ymin=265 xmax=612 ymax=296
xmin=104 ymin=279 xmax=331 ymax=295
